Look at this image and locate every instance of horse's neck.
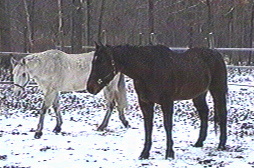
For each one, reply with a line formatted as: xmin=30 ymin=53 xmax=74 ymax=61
xmin=26 ymin=57 xmax=54 ymax=86
xmin=114 ymin=48 xmax=152 ymax=80
xmin=27 ymin=66 xmax=43 ymax=86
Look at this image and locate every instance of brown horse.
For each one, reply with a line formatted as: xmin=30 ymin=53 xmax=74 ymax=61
xmin=87 ymin=43 xmax=228 ymax=160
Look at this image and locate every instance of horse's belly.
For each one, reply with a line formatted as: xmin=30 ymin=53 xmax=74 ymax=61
xmin=173 ymin=82 xmax=209 ymax=100
xmin=61 ymin=74 xmax=88 ymax=91
xmin=171 ymin=77 xmax=210 ymax=100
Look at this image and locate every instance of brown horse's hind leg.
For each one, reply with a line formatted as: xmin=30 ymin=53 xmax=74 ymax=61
xmin=192 ymin=92 xmax=209 ymax=147
xmin=210 ymin=89 xmax=227 ymax=150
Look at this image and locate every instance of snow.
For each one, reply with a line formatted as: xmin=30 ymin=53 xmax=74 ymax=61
xmin=1 ymin=69 xmax=254 ymax=167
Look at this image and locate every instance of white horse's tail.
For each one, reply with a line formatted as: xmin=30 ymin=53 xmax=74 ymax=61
xmin=117 ymin=73 xmax=128 ymax=109
xmin=103 ymin=73 xmax=128 ymax=109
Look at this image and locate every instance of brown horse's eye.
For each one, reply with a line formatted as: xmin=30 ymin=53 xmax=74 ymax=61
xmin=96 ymin=57 xmax=104 ymax=64
xmin=22 ymin=73 xmax=26 ymax=77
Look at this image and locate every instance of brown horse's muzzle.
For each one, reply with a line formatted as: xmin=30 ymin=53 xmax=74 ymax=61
xmin=87 ymin=80 xmax=102 ymax=95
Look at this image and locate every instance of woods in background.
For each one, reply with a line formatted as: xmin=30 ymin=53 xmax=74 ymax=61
xmin=0 ymin=0 xmax=253 ymax=55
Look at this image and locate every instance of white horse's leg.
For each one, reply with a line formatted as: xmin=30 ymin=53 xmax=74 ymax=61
xmin=52 ymin=92 xmax=62 ymax=134
xmin=116 ymin=74 xmax=130 ymax=128
xmin=98 ymin=73 xmax=129 ymax=131
xmin=97 ymin=101 xmax=114 ymax=131
xmin=115 ymin=92 xmax=130 ymax=128
xmin=34 ymin=104 xmax=47 ymax=139
xmin=34 ymin=91 xmax=57 ymax=139
xmin=117 ymin=104 xmax=130 ymax=128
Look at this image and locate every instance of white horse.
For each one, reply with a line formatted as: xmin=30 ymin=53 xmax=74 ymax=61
xmin=11 ymin=49 xmax=129 ymax=139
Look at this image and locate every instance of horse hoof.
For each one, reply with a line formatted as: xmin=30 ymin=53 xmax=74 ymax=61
xmin=193 ymin=142 xmax=203 ymax=147
xmin=217 ymin=145 xmax=226 ymax=151
xmin=97 ymin=127 xmax=105 ymax=132
xmin=138 ymin=156 xmax=149 ymax=160
xmin=125 ymin=124 xmax=131 ymax=128
xmin=34 ymin=132 xmax=42 ymax=139
xmin=165 ymin=150 xmax=175 ymax=160
xmin=138 ymin=153 xmax=149 ymax=160
xmin=53 ymin=127 xmax=61 ymax=134
xmin=123 ymin=122 xmax=130 ymax=128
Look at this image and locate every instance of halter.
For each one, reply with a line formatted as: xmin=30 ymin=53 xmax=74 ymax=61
xmin=97 ymin=58 xmax=117 ymax=85
xmin=13 ymin=72 xmax=30 ymax=91
xmin=13 ymin=83 xmax=26 ymax=91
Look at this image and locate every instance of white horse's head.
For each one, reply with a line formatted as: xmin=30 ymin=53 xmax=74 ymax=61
xmin=12 ymin=57 xmax=30 ymax=97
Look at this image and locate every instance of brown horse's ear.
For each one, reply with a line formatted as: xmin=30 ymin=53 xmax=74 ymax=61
xmin=94 ymin=41 xmax=100 ymax=49
xmin=95 ymin=41 xmax=106 ymax=49
xmin=98 ymin=41 xmax=104 ymax=47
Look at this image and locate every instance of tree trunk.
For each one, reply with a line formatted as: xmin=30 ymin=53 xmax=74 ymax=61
xmin=58 ymin=0 xmax=64 ymax=50
xmin=148 ymin=0 xmax=154 ymax=44
xmin=248 ymin=2 xmax=254 ymax=65
xmin=71 ymin=0 xmax=83 ymax=54
xmin=23 ymin=0 xmax=34 ymax=52
xmin=0 ymin=0 xmax=12 ymax=51
xmin=84 ymin=0 xmax=91 ymax=47
xmin=206 ymin=0 xmax=214 ymax=48
xmin=97 ymin=0 xmax=106 ymax=43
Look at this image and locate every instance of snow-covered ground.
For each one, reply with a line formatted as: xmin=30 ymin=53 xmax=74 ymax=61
xmin=1 ymin=68 xmax=254 ymax=168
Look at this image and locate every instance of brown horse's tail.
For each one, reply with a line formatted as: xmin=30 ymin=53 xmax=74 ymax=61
xmin=205 ymin=48 xmax=227 ymax=136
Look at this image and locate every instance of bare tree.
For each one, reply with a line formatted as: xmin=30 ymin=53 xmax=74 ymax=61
xmin=23 ymin=0 xmax=34 ymax=52
xmin=84 ymin=0 xmax=91 ymax=46
xmin=58 ymin=0 xmax=64 ymax=50
xmin=206 ymin=0 xmax=214 ymax=48
xmin=71 ymin=0 xmax=83 ymax=54
xmin=148 ymin=0 xmax=154 ymax=44
xmin=0 ymin=0 xmax=12 ymax=51
xmin=97 ymin=0 xmax=106 ymax=42
xmin=248 ymin=1 xmax=254 ymax=65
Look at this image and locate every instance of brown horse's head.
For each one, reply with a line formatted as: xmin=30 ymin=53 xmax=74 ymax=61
xmin=87 ymin=43 xmax=117 ymax=94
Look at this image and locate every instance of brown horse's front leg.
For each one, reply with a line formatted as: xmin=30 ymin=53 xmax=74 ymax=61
xmin=138 ymin=99 xmax=154 ymax=160
xmin=161 ymin=101 xmax=174 ymax=159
